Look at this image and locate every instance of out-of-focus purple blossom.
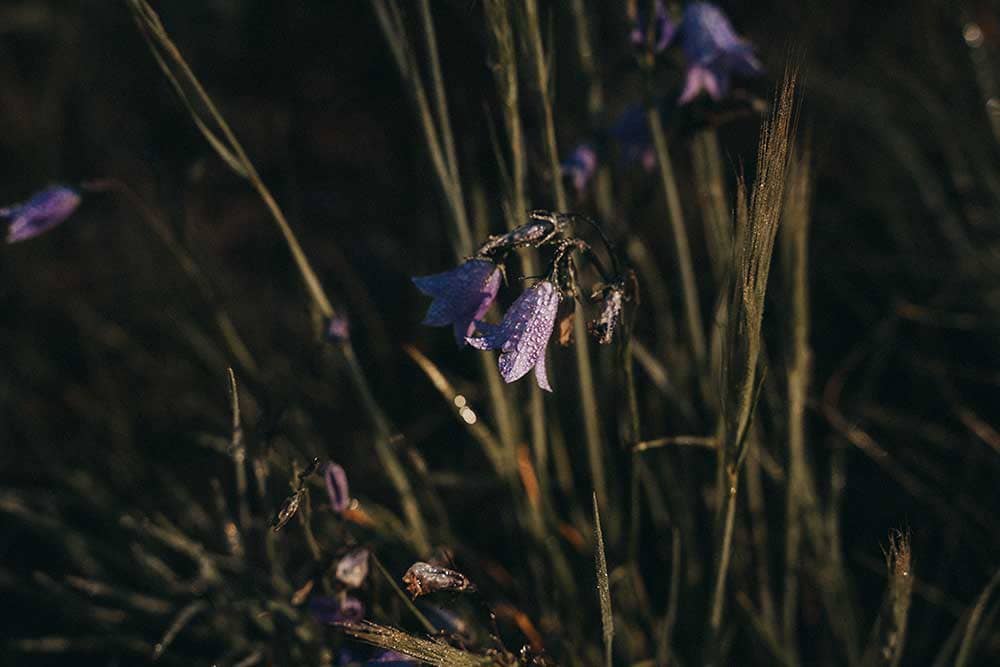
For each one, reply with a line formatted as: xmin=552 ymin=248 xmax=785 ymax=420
xmin=309 ymin=593 xmax=364 ymax=624
xmin=336 ymin=548 xmax=370 ymax=589
xmin=467 ymin=281 xmax=560 ymax=392
xmin=676 ymin=2 xmax=763 ymax=105
xmin=561 ymin=143 xmax=598 ymax=195
xmin=325 ymin=462 xmax=351 ymax=513
xmin=2 ymin=185 xmax=81 ymax=244
xmin=629 ymin=0 xmax=676 ymax=53
xmin=609 ymin=104 xmax=663 ymax=172
xmin=424 ymin=605 xmax=472 ymax=640
xmin=413 ymin=259 xmax=502 ymax=346
xmin=369 ymin=651 xmax=418 ymax=665
xmin=325 ymin=314 xmax=350 ymax=342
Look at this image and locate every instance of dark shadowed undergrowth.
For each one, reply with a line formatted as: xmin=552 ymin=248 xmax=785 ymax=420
xmin=1 ymin=1 xmax=999 ymax=665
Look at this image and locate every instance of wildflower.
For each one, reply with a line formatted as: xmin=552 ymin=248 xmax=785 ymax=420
xmin=609 ymin=104 xmax=659 ymax=171
xmin=2 ymin=185 xmax=81 ymax=244
xmin=675 ymin=3 xmax=763 ymax=105
xmin=589 ymin=281 xmax=626 ymax=345
xmin=370 ymin=651 xmax=417 ymax=664
xmin=325 ymin=462 xmax=351 ymax=513
xmin=324 ymin=314 xmax=350 ymax=342
xmin=629 ymin=0 xmax=676 ymax=53
xmin=402 ymin=561 xmax=476 ymax=598
xmin=467 ymin=281 xmax=560 ymax=392
xmin=336 ymin=548 xmax=370 ymax=589
xmin=413 ymin=259 xmax=502 ymax=346
xmin=309 ymin=593 xmax=364 ymax=624
xmin=561 ymin=143 xmax=598 ymax=194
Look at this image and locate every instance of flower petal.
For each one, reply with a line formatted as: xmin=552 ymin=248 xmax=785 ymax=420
xmin=495 ymin=282 xmax=559 ymax=384
xmin=534 ymin=351 xmax=552 ymax=392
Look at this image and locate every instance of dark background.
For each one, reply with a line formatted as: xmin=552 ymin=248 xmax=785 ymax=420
xmin=1 ymin=1 xmax=998 ymax=665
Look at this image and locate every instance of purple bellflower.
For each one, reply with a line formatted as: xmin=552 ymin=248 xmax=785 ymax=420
xmin=325 ymin=462 xmax=351 ymax=513
xmin=629 ymin=0 xmax=676 ymax=53
xmin=2 ymin=185 xmax=81 ymax=244
xmin=370 ymin=651 xmax=418 ymax=665
xmin=610 ymin=104 xmax=656 ymax=170
xmin=413 ymin=259 xmax=502 ymax=346
xmin=467 ymin=281 xmax=560 ymax=392
xmin=561 ymin=143 xmax=598 ymax=194
xmin=676 ymin=3 xmax=763 ymax=105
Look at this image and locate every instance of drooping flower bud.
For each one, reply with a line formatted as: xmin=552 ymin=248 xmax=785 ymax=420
xmin=325 ymin=462 xmax=351 ymax=514
xmin=2 ymin=185 xmax=81 ymax=244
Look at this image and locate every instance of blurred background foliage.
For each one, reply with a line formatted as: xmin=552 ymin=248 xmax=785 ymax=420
xmin=1 ymin=1 xmax=999 ymax=665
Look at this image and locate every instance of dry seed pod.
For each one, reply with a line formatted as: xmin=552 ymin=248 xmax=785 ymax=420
xmin=402 ymin=561 xmax=476 ymax=598
xmin=271 ymin=489 xmax=304 ymax=532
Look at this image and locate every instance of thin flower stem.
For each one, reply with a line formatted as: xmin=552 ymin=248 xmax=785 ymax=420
xmin=371 ymin=553 xmax=437 ymax=635
xmin=484 ymin=0 xmax=549 ymax=512
xmin=781 ymin=149 xmax=813 ymax=660
xmin=706 ymin=471 xmax=739 ymax=666
xmin=418 ymin=0 xmax=461 ymax=197
xmin=523 ymin=0 xmax=608 ymax=525
xmin=633 ymin=435 xmax=717 ymax=452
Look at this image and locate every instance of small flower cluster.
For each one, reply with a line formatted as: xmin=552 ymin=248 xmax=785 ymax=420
xmin=413 ymin=211 xmax=629 ymax=392
xmin=631 ymin=1 xmax=762 ymax=104
xmin=562 ymin=3 xmax=763 ymax=195
xmin=307 ymin=462 xmax=372 ymax=627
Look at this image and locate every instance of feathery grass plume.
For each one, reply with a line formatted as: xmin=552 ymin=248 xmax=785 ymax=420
xmin=708 ymin=67 xmax=799 ymax=659
xmin=860 ymin=530 xmax=913 ymax=667
xmin=340 ymin=621 xmax=497 ymax=666
xmin=593 ymin=492 xmax=614 ymax=667
xmin=722 ymin=67 xmax=799 ymax=468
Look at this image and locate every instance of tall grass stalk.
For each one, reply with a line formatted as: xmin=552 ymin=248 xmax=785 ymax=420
xmin=521 ymin=0 xmax=608 ymax=527
xmin=483 ymin=0 xmax=550 ymax=511
xmin=708 ymin=70 xmax=799 ymax=661
xmin=692 ymin=128 xmax=733 ymax=288
xmin=780 ymin=146 xmax=813 ymax=658
xmin=646 ymin=106 xmax=708 ymax=376
xmin=371 ymin=0 xmax=472 ymax=256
